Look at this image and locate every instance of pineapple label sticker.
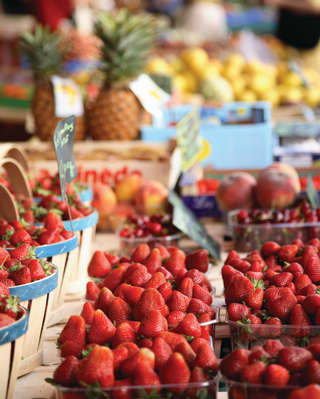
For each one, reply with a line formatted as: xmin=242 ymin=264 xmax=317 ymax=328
xmin=53 ymin=116 xmax=78 ymax=200
xmin=129 ymin=74 xmax=170 ymax=116
xmin=176 ymin=109 xmax=211 ymax=172
xmin=51 ymin=76 xmax=84 ymax=118
xmin=168 ymin=190 xmax=220 ymax=260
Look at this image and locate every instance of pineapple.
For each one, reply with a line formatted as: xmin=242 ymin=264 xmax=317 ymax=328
xmin=87 ymin=10 xmax=157 ymax=140
xmin=20 ymin=26 xmax=85 ymax=141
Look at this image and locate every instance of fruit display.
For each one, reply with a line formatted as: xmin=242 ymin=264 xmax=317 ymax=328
xmin=223 ymin=239 xmax=320 ymax=347
xmin=87 ymin=10 xmax=157 ymax=140
xmin=221 ymin=341 xmax=320 ymax=399
xmin=119 ymin=214 xmax=182 ymax=256
xmin=47 ymin=243 xmax=217 ymax=397
xmin=20 ymin=25 xmax=86 ymax=141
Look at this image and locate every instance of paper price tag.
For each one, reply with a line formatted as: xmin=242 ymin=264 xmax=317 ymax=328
xmin=53 ymin=116 xmax=78 ymax=201
xmin=129 ymin=74 xmax=170 ymax=116
xmin=51 ymin=76 xmax=84 ymax=118
xmin=168 ymin=190 xmax=220 ymax=260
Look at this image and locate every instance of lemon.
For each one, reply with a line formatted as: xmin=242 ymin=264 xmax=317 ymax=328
xmin=231 ymin=78 xmax=247 ymax=98
xmin=248 ymin=74 xmax=274 ymax=96
xmin=146 ymin=57 xmax=172 ymax=75
xmin=169 ymin=57 xmax=185 ymax=74
xmin=282 ymin=72 xmax=303 ymax=88
xmin=180 ymin=47 xmax=209 ymax=77
xmin=259 ymin=90 xmax=280 ymax=107
xmin=304 ymin=87 xmax=320 ymax=108
xmin=239 ymin=90 xmax=257 ymax=103
xmin=224 ymin=53 xmax=246 ymax=70
xmin=173 ymin=75 xmax=188 ymax=94
xmin=198 ymin=61 xmax=220 ymax=81
xmin=281 ymin=87 xmax=303 ymax=104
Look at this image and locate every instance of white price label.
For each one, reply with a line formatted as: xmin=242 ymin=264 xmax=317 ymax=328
xmin=51 ymin=76 xmax=84 ymax=118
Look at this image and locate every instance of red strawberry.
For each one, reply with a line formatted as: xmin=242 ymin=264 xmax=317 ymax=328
xmin=186 ymin=249 xmax=209 ymax=273
xmin=53 ymin=355 xmax=80 ymax=387
xmin=198 ymin=313 xmax=212 ymax=341
xmin=225 ymin=275 xmax=254 ymax=305
xmin=10 ymin=265 xmax=32 ymax=285
xmin=176 ymin=313 xmax=201 ymax=338
xmin=303 ymin=295 xmax=320 ymax=316
xmin=286 ymin=262 xmax=304 ymax=278
xmin=192 ymin=284 xmax=212 ymax=305
xmin=185 ymin=269 xmax=208 ymax=285
xmin=302 ymin=284 xmax=317 ymax=296
xmin=167 ymin=311 xmax=186 ymax=329
xmin=261 ymin=317 xmax=282 ymax=338
xmin=168 ymin=290 xmax=191 ymax=312
xmin=131 ymin=244 xmax=150 ymax=263
xmin=77 ymin=345 xmax=114 ymax=388
xmin=231 ymin=259 xmax=251 ymax=273
xmin=263 ymin=339 xmax=284 ymax=357
xmin=159 ymin=331 xmax=189 ymax=351
xmin=0 ymin=313 xmax=15 ymax=327
xmin=125 ymin=263 xmax=151 ymax=287
xmin=107 ymin=297 xmax=131 ymax=325
xmin=160 ymin=352 xmax=190 ymax=389
xmin=10 ymin=229 xmax=32 ymax=245
xmin=143 ymin=248 xmax=162 ymax=274
xmin=241 ymin=361 xmax=266 ymax=384
xmin=190 ymin=367 xmax=207 ymax=393
xmin=37 ymin=229 xmax=59 ymax=245
xmin=29 ymin=259 xmax=46 ymax=281
xmin=221 ymin=264 xmax=242 ymax=289
xmin=88 ymin=310 xmax=116 ymax=344
xmin=164 ymin=249 xmax=186 ymax=278
xmin=278 ymin=244 xmax=298 ymax=262
xmin=158 ymin=282 xmax=172 ymax=302
xmin=112 ymin=379 xmax=131 ymax=399
xmin=290 ymin=304 xmax=311 ymax=337
xmin=305 ymin=255 xmax=320 ymax=283
xmin=126 ymin=321 xmax=140 ymax=333
xmin=113 ymin=346 xmax=129 ymax=371
xmin=0 ymin=282 xmax=9 ymax=297
xmin=227 ymin=303 xmax=250 ymax=322
xmin=112 ymin=322 xmax=135 ymax=347
xmin=144 ymin=272 xmax=166 ymax=289
xmin=139 ymin=310 xmax=168 ymax=338
xmin=95 ymin=287 xmax=115 ymax=314
xmin=61 ymin=230 xmax=73 ymax=240
xmin=194 ymin=342 xmax=218 ymax=370
xmin=88 ymin=251 xmax=111 ymax=278
xmin=103 ymin=265 xmax=128 ymax=291
xmin=248 ymin=346 xmax=270 ymax=363
xmin=155 ymin=244 xmax=170 ymax=259
xmin=175 ymin=340 xmax=196 ymax=364
xmin=187 ymin=298 xmax=215 ymax=318
xmin=80 ymin=302 xmax=95 ymax=325
xmin=246 ymin=271 xmax=263 ymax=280
xmin=0 ymin=247 xmax=9 ymax=264
xmin=132 ymin=360 xmax=160 ymax=390
xmin=60 ymin=340 xmax=84 ymax=358
xmin=138 ymin=338 xmax=153 ymax=348
xmin=278 ymin=347 xmax=313 ymax=372
xmin=289 ymin=384 xmax=320 ymax=399
xmin=59 ymin=316 xmax=86 ymax=347
xmin=264 ymin=286 xmax=297 ymax=321
xmin=133 ymin=288 xmax=168 ymax=320
xmin=152 ymin=336 xmax=172 ymax=369
xmin=86 ymin=281 xmax=100 ymax=301
xmin=261 ymin=241 xmax=280 ymax=257
xmin=264 ymin=364 xmax=290 ymax=387
xmin=307 ymin=344 xmax=320 ymax=361
xmin=272 ymin=272 xmax=293 ymax=287
xmin=220 ymin=349 xmax=249 ymax=380
xmin=0 ymin=266 xmax=8 ymax=279
xmin=303 ymin=359 xmax=320 ymax=384
xmin=115 ymin=283 xmax=144 ymax=306
xmin=245 ymin=286 xmax=264 ymax=310
xmin=0 ymin=278 xmax=14 ymax=288
xmin=225 ymin=250 xmax=240 ymax=266
xmin=296 ymin=274 xmax=313 ymax=294
xmin=158 ymin=266 xmax=173 ymax=281
xmin=10 ymin=243 xmax=32 ymax=261
xmin=121 ymin=348 xmax=155 ymax=376
xmin=179 ymin=277 xmax=194 ymax=298
xmin=43 ymin=211 xmax=64 ymax=231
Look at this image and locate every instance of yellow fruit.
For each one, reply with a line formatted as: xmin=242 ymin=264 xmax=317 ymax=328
xmin=146 ymin=57 xmax=172 ymax=75
xmin=173 ymin=75 xmax=188 ymax=94
xmin=197 ymin=61 xmax=220 ymax=80
xmin=280 ymin=87 xmax=303 ymax=104
xmin=259 ymin=90 xmax=280 ymax=107
xmin=180 ymin=47 xmax=209 ymax=77
xmin=224 ymin=53 xmax=246 ymax=70
xmin=282 ymin=72 xmax=302 ymax=87
xmin=169 ymin=57 xmax=185 ymax=74
xmin=221 ymin=64 xmax=240 ymax=82
xmin=248 ymin=75 xmax=274 ymax=96
xmin=231 ymin=78 xmax=247 ymax=98
xmin=239 ymin=90 xmax=257 ymax=103
xmin=304 ymin=87 xmax=320 ymax=108
xmin=245 ymin=61 xmax=265 ymax=75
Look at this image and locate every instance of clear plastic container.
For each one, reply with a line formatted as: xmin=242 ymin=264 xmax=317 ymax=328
xmin=228 ymin=210 xmax=320 ymax=252
xmin=55 ymin=378 xmax=217 ymax=399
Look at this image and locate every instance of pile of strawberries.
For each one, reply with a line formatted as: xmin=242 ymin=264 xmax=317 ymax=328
xmin=0 ymin=212 xmax=74 ymax=249
xmin=223 ymin=239 xmax=320 ymax=343
xmin=17 ymin=194 xmax=93 ymax=225
xmin=49 ymin=244 xmax=218 ymax=396
xmin=0 ymin=293 xmax=24 ymax=328
xmin=0 ymin=244 xmax=55 ymax=291
xmin=221 ymin=339 xmax=320 ymax=398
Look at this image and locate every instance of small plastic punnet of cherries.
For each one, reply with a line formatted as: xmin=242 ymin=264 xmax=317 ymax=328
xmin=119 ymin=214 xmax=180 ymax=240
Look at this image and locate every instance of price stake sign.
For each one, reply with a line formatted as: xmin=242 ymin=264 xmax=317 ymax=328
xmin=168 ymin=190 xmax=221 ymax=260
xmin=53 ymin=116 xmax=78 ymax=202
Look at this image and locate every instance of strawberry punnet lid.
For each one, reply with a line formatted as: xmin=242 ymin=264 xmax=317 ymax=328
xmin=5 ymin=147 xmax=29 ymax=172
xmin=0 ymin=157 xmax=32 ymax=198
xmin=0 ymin=183 xmax=19 ymax=222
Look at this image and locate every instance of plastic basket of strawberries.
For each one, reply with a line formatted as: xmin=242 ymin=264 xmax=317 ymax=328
xmin=222 ymin=238 xmax=320 ymax=348
xmin=221 ymin=340 xmax=320 ymax=399
xmin=0 ymin=293 xmax=28 ymax=399
xmin=0 ymin=244 xmax=58 ymax=376
xmin=46 ymin=243 xmax=218 ymax=399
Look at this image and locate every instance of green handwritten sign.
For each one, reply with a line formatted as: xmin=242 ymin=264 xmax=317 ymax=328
xmin=168 ymin=190 xmax=221 ymax=260
xmin=53 ymin=116 xmax=77 ymax=200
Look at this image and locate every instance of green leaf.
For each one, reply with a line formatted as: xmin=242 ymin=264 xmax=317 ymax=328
xmin=307 ymin=176 xmax=320 ymax=209
xmin=45 ymin=377 xmax=59 ymax=386
xmin=79 ymin=381 xmax=110 ymax=399
xmin=184 ymin=335 xmax=195 ymax=343
xmin=138 ymin=388 xmax=161 ymax=399
xmin=196 ymin=388 xmax=209 ymax=399
xmin=82 ymin=345 xmax=95 ymax=358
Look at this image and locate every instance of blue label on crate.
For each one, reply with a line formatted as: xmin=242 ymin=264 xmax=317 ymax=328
xmin=64 ymin=210 xmax=98 ymax=232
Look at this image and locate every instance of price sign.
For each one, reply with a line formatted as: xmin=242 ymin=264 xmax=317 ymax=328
xmin=168 ymin=190 xmax=221 ymax=260
xmin=51 ymin=76 xmax=84 ymax=118
xmin=53 ymin=116 xmax=78 ymax=201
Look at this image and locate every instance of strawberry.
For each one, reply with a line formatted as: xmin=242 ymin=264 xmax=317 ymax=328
xmin=77 ymin=345 xmax=114 ymax=388
xmin=10 ymin=229 xmax=32 ymax=246
xmin=303 ymin=359 xmax=320 ymax=384
xmin=175 ymin=340 xmax=196 ymax=364
xmin=231 ymin=259 xmax=251 ymax=273
xmin=160 ymin=352 xmax=190 ymax=388
xmin=198 ymin=313 xmax=212 ymax=341
xmin=265 ymin=255 xmax=277 ymax=268
xmin=0 ymin=281 xmax=9 ymax=296
xmin=176 ymin=313 xmax=201 ymax=338
xmin=286 ymin=262 xmax=304 ymax=279
xmin=264 ymin=286 xmax=297 ymax=321
xmin=10 ymin=243 xmax=32 ymax=261
xmin=104 ymin=252 xmax=120 ymax=266
xmin=278 ymin=347 xmax=313 ymax=372
xmin=264 ymin=364 xmax=290 ymax=387
xmin=112 ymin=379 xmax=131 ymax=399
xmin=0 ymin=294 xmax=19 ymax=319
xmin=186 ymin=249 xmax=209 ymax=273
xmin=179 ymin=277 xmax=194 ymax=298
xmin=61 ymin=230 xmax=73 ymax=240
xmin=143 ymin=248 xmax=162 ymax=274
xmin=158 ymin=282 xmax=172 ymax=302
xmin=261 ymin=241 xmax=280 ymax=257
xmin=167 ymin=311 xmax=186 ymax=329
xmin=103 ymin=265 xmax=128 ymax=291
xmin=125 ymin=263 xmax=151 ymax=287
xmin=107 ymin=297 xmax=131 ymax=325
xmin=43 ymin=211 xmax=64 ymax=231
xmin=261 ymin=317 xmax=282 ymax=338
xmin=221 ymin=265 xmax=242 ymax=289
xmin=37 ymin=229 xmax=59 ymax=245
xmin=248 ymin=346 xmax=270 ymax=363
xmin=302 ymin=284 xmax=317 ymax=296
xmin=246 ymin=271 xmax=263 ymax=280
xmin=192 ymin=284 xmax=212 ymax=305
xmin=138 ymin=338 xmax=153 ymax=348
xmin=272 ymin=272 xmax=293 ymax=287
xmin=112 ymin=322 xmax=135 ymax=347
xmin=184 ymin=269 xmax=208 ymax=285
xmin=80 ymin=302 xmax=95 ymax=325
xmin=190 ymin=367 xmax=207 ymax=392
xmin=59 ymin=316 xmax=86 ymax=347
xmin=139 ymin=309 xmax=168 ymax=338
xmin=225 ymin=275 xmax=254 ymax=305
xmin=88 ymin=310 xmax=116 ymax=344
xmin=290 ymin=304 xmax=311 ymax=337
xmin=245 ymin=285 xmax=264 ymax=310
xmin=227 ymin=303 xmax=250 ymax=322
xmin=132 ymin=360 xmax=160 ymax=390
xmin=53 ymin=355 xmax=80 ymax=387
xmin=159 ymin=331 xmax=189 ymax=351
xmin=289 ymin=384 xmax=320 ymax=399
xmin=187 ymin=298 xmax=215 ymax=318
xmin=144 ymin=272 xmax=166 ymax=289
xmin=164 ymin=249 xmax=186 ymax=278
xmin=225 ymin=250 xmax=240 ymax=266
xmin=0 ymin=247 xmax=9 ymax=264
xmin=303 ymin=295 xmax=320 ymax=317
xmin=60 ymin=340 xmax=84 ymax=358
xmin=0 ymin=313 xmax=15 ymax=327
xmin=307 ymin=344 xmax=320 ymax=361
xmin=95 ymin=287 xmax=115 ymax=314
xmin=10 ymin=265 xmax=32 ymax=285
xmin=168 ymin=290 xmax=191 ymax=312
xmin=88 ymin=251 xmax=111 ymax=278
xmin=115 ymin=283 xmax=144 ymax=306
xmin=0 ymin=278 xmax=14 ymax=288
xmin=131 ymin=244 xmax=150 ymax=263
xmin=121 ymin=348 xmax=155 ymax=377
xmin=0 ymin=266 xmax=8 ymax=279
xmin=278 ymin=244 xmax=298 ymax=262
xmin=220 ymin=349 xmax=249 ymax=380
xmin=241 ymin=361 xmax=266 ymax=384
xmin=133 ymin=288 xmax=168 ymax=320
xmin=113 ymin=345 xmax=129 ymax=371
xmin=296 ymin=274 xmax=313 ymax=294
xmin=263 ymin=339 xmax=284 ymax=357
xmin=155 ymin=244 xmax=170 ymax=259
xmin=194 ymin=342 xmax=218 ymax=370
xmin=305 ymin=255 xmax=320 ymax=283
xmin=152 ymin=337 xmax=172 ymax=370
xmin=158 ymin=266 xmax=174 ymax=281
xmin=29 ymin=259 xmax=46 ymax=280
xmin=85 ymin=281 xmax=100 ymax=301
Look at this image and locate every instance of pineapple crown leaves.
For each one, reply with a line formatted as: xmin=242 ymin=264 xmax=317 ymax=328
xmin=20 ymin=25 xmax=64 ymax=80
xmin=94 ymin=9 xmax=158 ymax=85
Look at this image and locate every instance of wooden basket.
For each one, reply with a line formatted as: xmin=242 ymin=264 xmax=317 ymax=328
xmin=0 ymin=307 xmax=28 ymax=399
xmin=9 ymin=270 xmax=58 ymax=377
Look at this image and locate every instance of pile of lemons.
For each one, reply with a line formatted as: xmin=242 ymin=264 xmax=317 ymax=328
xmin=146 ymin=48 xmax=320 ymax=108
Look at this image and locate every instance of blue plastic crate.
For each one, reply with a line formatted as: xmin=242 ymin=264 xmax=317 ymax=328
xmin=141 ymin=102 xmax=273 ymax=170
